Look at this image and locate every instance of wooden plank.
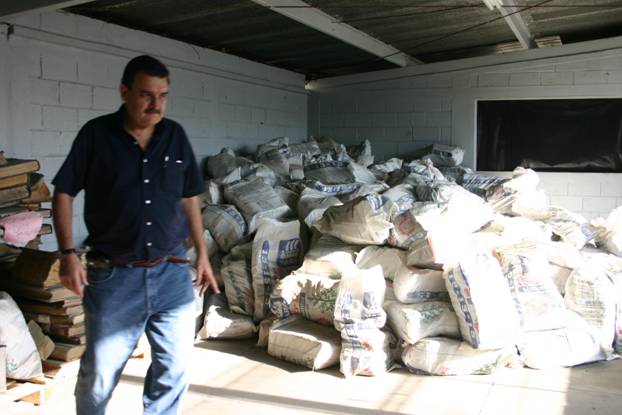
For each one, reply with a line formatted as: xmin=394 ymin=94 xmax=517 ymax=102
xmin=0 ymin=381 xmax=44 ymax=406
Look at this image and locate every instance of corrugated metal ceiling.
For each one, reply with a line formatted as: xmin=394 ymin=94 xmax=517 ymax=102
xmin=64 ymin=0 xmax=622 ymax=80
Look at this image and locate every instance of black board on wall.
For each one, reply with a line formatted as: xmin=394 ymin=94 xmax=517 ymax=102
xmin=477 ymin=99 xmax=622 ymax=172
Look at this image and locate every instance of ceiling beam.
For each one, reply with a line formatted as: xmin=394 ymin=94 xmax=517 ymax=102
xmin=0 ymin=1 xmax=92 ymax=19
xmin=250 ymin=0 xmax=420 ymax=67
xmin=483 ymin=0 xmax=537 ymax=49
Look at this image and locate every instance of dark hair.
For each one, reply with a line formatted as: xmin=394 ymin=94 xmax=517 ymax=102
xmin=121 ymin=55 xmax=169 ymax=88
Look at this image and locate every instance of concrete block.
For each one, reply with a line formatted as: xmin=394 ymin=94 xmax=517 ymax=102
xmin=59 ymin=131 xmax=77 ymax=152
xmin=93 ymin=87 xmax=119 ymax=110
xmin=413 ymin=100 xmax=442 ymax=112
xmin=413 ymin=127 xmax=441 ymax=141
xmin=217 ymin=103 xmax=235 ymax=122
xmin=509 ymin=72 xmax=541 ymax=86
xmin=41 ymin=52 xmax=77 ymax=82
xmin=398 ymin=112 xmax=426 ymax=127
xmin=285 ymin=126 xmax=307 ymax=141
xmin=194 ymin=99 xmax=214 ymax=116
xmin=344 ymin=113 xmax=372 ymax=128
xmin=372 ymin=113 xmax=398 ymax=128
xmin=582 ymin=196 xmax=617 ymax=213
xmin=357 ymin=99 xmax=385 ymax=113
xmin=440 ymin=127 xmax=451 ymax=144
xmin=601 ymin=181 xmax=622 ymax=197
xmin=550 ymin=195 xmax=583 ymax=212
xmin=331 ymin=98 xmax=357 ymax=113
xmin=427 ymin=75 xmax=452 ymax=88
xmin=568 ymin=181 xmax=601 ymax=197
xmin=60 ymin=83 xmax=92 ymax=108
xmin=540 ymin=72 xmax=573 ymax=86
xmin=356 ymin=127 xmax=384 ymax=141
xmin=43 ymin=106 xmax=78 ymax=131
xmin=77 ymin=55 xmax=113 ymax=87
xmin=478 ymin=73 xmax=510 ymax=87
xmin=240 ymin=122 xmax=259 ymax=139
xmin=384 ymin=127 xmax=413 ymax=142
xmin=607 ymin=70 xmax=622 ymax=84
xmin=27 ymin=104 xmax=43 ymax=129
xmin=258 ymin=124 xmax=287 ymax=139
xmin=78 ymin=109 xmax=107 ymax=128
xmin=168 ymin=97 xmax=194 ymax=116
xmin=426 ymin=111 xmax=451 ymax=127
xmin=31 ymin=79 xmax=59 ymax=105
xmin=386 ymin=98 xmax=414 ymax=113
xmin=538 ymin=181 xmax=568 ymax=196
xmin=235 ymin=106 xmax=252 ymax=122
xmin=266 ymin=109 xmax=286 ymax=125
xmin=574 ymin=71 xmax=608 ymax=85
xmin=252 ymin=108 xmax=266 ymax=123
xmin=30 ymin=131 xmax=60 ymax=156
xmin=26 ymin=50 xmax=41 ymax=78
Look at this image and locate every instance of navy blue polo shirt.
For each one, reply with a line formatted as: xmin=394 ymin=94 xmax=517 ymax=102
xmin=52 ymin=106 xmax=203 ymax=262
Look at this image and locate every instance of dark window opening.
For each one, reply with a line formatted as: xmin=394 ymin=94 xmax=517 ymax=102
xmin=477 ymin=99 xmax=622 ymax=172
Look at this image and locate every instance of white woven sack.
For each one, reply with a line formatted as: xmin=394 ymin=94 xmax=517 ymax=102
xmin=267 ymin=316 xmax=341 ymax=370
xmin=402 ymin=337 xmax=513 ymax=376
xmin=0 ymin=292 xmax=42 ymax=379
xmin=296 ymin=235 xmax=359 ymax=278
xmin=495 ymin=243 xmax=567 ymax=332
xmin=314 ymin=194 xmax=394 ymax=245
xmin=251 ymin=219 xmax=304 ymax=321
xmin=393 ymin=267 xmax=448 ymax=304
xmin=386 ymin=301 xmax=460 ymax=344
xmin=221 ymin=243 xmax=254 ymax=317
xmin=202 ymin=204 xmax=246 ymax=252
xmin=198 ymin=293 xmax=257 ymax=340
xmin=269 ymin=272 xmax=340 ymax=326
xmin=333 ymin=265 xmax=386 ymax=330
xmin=339 ymin=328 xmax=395 ymax=377
xmin=564 ymin=260 xmax=617 ymax=354
xmin=224 ymin=178 xmax=292 ymax=233
xmin=516 ymin=310 xmax=608 ymax=369
xmin=443 ymin=252 xmax=520 ymax=349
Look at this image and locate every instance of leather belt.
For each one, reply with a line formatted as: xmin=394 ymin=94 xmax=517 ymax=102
xmin=87 ymin=251 xmax=191 ymax=269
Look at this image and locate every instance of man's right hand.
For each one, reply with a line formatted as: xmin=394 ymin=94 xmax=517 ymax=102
xmin=59 ymin=254 xmax=88 ymax=297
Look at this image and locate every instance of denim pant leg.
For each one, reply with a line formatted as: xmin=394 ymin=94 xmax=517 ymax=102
xmin=76 ymin=266 xmax=148 ymax=415
xmin=142 ymin=260 xmax=195 ymax=415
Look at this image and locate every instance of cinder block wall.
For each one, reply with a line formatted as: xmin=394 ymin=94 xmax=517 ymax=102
xmin=308 ymin=38 xmax=622 ymax=220
xmin=0 ymin=11 xmax=308 ymax=248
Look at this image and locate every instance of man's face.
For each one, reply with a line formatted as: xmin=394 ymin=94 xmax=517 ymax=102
xmin=120 ymin=72 xmax=169 ymax=129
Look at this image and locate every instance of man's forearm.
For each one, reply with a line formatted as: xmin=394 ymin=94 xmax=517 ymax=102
xmin=52 ymin=190 xmax=75 ymax=250
xmin=181 ymin=196 xmax=208 ymax=257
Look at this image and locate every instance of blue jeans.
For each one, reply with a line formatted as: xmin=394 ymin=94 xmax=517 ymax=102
xmin=76 ymin=253 xmax=195 ymax=415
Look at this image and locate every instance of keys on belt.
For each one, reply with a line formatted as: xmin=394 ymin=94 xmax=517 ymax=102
xmin=86 ymin=251 xmax=190 ymax=269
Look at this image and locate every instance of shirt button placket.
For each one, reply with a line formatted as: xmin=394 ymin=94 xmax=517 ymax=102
xmin=143 ymin=157 xmax=153 ymax=253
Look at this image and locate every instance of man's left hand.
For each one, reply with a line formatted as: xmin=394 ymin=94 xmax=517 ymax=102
xmin=194 ymin=254 xmax=220 ymax=296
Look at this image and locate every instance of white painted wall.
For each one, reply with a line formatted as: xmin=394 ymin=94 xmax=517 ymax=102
xmin=0 ymin=11 xmax=308 ymax=249
xmin=308 ymin=37 xmax=622 ymax=220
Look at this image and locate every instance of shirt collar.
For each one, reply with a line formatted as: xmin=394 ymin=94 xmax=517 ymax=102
xmin=114 ymin=105 xmax=166 ymax=147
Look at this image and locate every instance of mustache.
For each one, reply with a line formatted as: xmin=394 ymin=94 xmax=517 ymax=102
xmin=145 ymin=108 xmax=161 ymax=114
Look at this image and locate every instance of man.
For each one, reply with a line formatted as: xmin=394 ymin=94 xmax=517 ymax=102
xmin=52 ymin=55 xmax=219 ymax=415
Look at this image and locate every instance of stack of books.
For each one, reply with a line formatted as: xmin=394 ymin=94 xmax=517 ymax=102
xmin=0 ymin=151 xmax=52 ymax=264
xmin=1 ymin=249 xmax=86 ymax=362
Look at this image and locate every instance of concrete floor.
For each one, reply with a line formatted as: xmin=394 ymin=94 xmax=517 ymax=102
xmin=4 ymin=339 xmax=622 ymax=415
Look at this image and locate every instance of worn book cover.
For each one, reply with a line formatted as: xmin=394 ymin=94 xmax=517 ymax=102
xmin=50 ymin=343 xmax=86 ymax=362
xmin=12 ymin=248 xmax=61 ymax=287
xmin=50 ymin=334 xmax=86 ymax=345
xmin=24 ymin=312 xmax=85 ymax=325
xmin=0 ymin=185 xmax=30 ymax=205
xmin=40 ymin=322 xmax=85 ymax=337
xmin=0 ymin=153 xmax=40 ymax=179
xmin=0 ymin=173 xmax=29 ymax=190
xmin=18 ymin=299 xmax=83 ymax=316
xmin=1 ymin=280 xmax=77 ymax=302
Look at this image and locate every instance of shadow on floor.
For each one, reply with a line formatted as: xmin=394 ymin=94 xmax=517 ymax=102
xmin=193 ymin=338 xmax=344 ymax=378
xmin=120 ymin=373 xmax=407 ymax=415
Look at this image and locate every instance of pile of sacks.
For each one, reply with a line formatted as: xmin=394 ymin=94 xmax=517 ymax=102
xmin=195 ymin=136 xmax=622 ymax=377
